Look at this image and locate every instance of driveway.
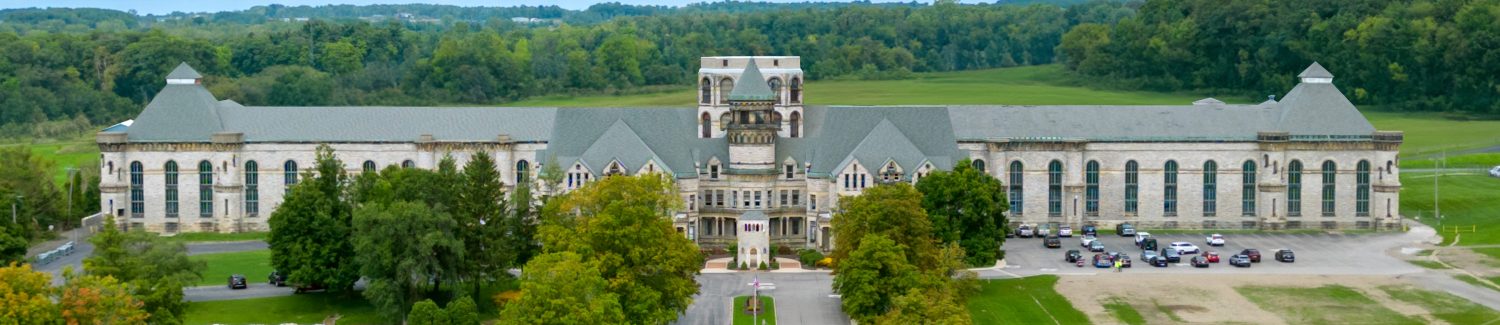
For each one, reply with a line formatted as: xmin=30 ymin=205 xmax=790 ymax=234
xmin=673 ymin=272 xmax=850 ymax=325
xmin=184 ymin=282 xmax=297 ymax=302
xmin=30 ymin=238 xmax=268 ymax=286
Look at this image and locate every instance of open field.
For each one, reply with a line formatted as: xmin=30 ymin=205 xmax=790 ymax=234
xmin=1400 ymin=174 xmax=1500 ymax=246
xmin=1 ymin=136 xmax=98 ymax=185
xmin=1400 ymin=153 xmax=1500 ymax=169
xmin=165 ymin=231 xmax=268 ymax=243
xmin=1238 ymin=285 xmax=1421 ymax=324
xmin=1380 ymin=284 xmax=1500 ymax=324
xmin=731 ymin=295 xmax=776 ymax=325
xmin=191 ymin=249 xmax=272 ymax=286
xmin=183 ymin=292 xmax=382 ymax=325
xmin=967 ymin=275 xmax=1090 ymax=325
xmin=1366 ymin=112 xmax=1500 ymax=158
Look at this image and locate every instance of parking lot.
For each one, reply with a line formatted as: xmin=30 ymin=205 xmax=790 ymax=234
xmin=982 ymin=229 xmax=1427 ymax=277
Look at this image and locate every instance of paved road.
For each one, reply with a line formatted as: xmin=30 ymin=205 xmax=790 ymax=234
xmin=29 ymin=238 xmax=268 ymax=286
xmin=186 ymin=240 xmax=268 ymax=255
xmin=673 ymin=272 xmax=850 ymax=325
xmin=185 ymin=282 xmax=297 ymax=302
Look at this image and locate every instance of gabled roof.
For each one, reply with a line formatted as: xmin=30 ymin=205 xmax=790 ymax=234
xmin=1298 ymin=62 xmax=1333 ymax=78
xmin=790 ymin=106 xmax=960 ymax=177
xmin=728 ymin=59 xmax=775 ymax=101
xmin=834 ymin=119 xmax=929 ymax=177
xmin=166 ymin=62 xmax=202 ymax=80
xmin=576 ymin=120 xmax=673 ymax=176
xmin=126 ymin=84 xmax=224 ymax=141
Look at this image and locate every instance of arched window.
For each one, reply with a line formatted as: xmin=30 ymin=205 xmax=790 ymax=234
xmin=245 ymin=161 xmax=259 ymax=217
xmin=769 ymin=77 xmax=783 ymax=104
xmin=1008 ymin=161 xmax=1023 ymax=215
xmin=284 ymin=160 xmax=299 ymax=193
xmin=700 ymin=78 xmax=712 ymax=104
xmin=1203 ymin=161 xmax=1217 ymax=217
xmin=1164 ymin=160 xmax=1178 ymax=216
xmin=165 ymin=161 xmax=179 ymax=218
xmin=790 ymin=78 xmax=802 ymax=103
xmin=973 ymin=159 xmax=987 ymax=174
xmin=1125 ymin=161 xmax=1138 ymax=213
xmin=402 ymin=160 xmax=415 ymax=168
xmin=1357 ymin=160 xmax=1370 ymax=216
xmin=362 ymin=160 xmax=376 ymax=173
xmin=789 ymin=111 xmax=801 ymax=138
xmin=129 ymin=161 xmax=143 ymax=218
xmin=719 ymin=113 xmax=730 ymax=130
xmin=1288 ymin=160 xmax=1303 ymax=216
xmin=1048 ymin=160 xmax=1062 ymax=217
xmin=718 ymin=77 xmax=734 ymax=105
xmin=701 ymin=112 xmax=712 ymax=138
xmin=1322 ymin=160 xmax=1336 ymax=216
xmin=1243 ymin=160 xmax=1257 ymax=216
xmin=516 ymin=160 xmax=531 ymax=184
xmin=199 ymin=160 xmax=213 ymax=218
xmin=1085 ymin=161 xmax=1099 ymax=216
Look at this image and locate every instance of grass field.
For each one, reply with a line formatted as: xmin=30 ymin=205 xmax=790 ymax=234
xmin=183 ymin=292 xmax=382 ymax=325
xmin=967 ymin=275 xmax=1090 ymax=325
xmin=1379 ymin=285 xmax=1500 ymax=324
xmin=1236 ymin=285 xmax=1421 ymax=325
xmin=1 ymin=136 xmax=98 ymax=185
xmin=1100 ymin=297 xmax=1146 ymax=325
xmin=164 ymin=231 xmax=268 ymax=243
xmin=1399 ymin=174 xmax=1500 ymax=245
xmin=190 ymin=249 xmax=272 ymax=286
xmin=732 ymin=295 xmax=776 ymax=325
xmin=1400 ymin=153 xmax=1500 ymax=169
xmin=1366 ymin=112 xmax=1500 ymax=158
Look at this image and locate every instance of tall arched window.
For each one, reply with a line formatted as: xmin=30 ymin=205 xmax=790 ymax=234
xmin=1203 ymin=161 xmax=1217 ymax=217
xmin=1048 ymin=160 xmax=1063 ymax=216
xmin=165 ymin=161 xmax=179 ymax=218
xmin=701 ymin=112 xmax=712 ymax=138
xmin=1288 ymin=161 xmax=1303 ymax=216
xmin=700 ymin=78 xmax=711 ymax=104
xmin=973 ymin=159 xmax=987 ymax=174
xmin=362 ymin=160 xmax=376 ymax=173
xmin=516 ymin=160 xmax=531 ymax=184
xmin=1008 ymin=161 xmax=1023 ymax=215
xmin=1164 ymin=160 xmax=1178 ymax=216
xmin=790 ymin=78 xmax=802 ymax=103
xmin=402 ymin=160 xmax=414 ymax=168
xmin=284 ymin=160 xmax=299 ymax=193
xmin=129 ymin=161 xmax=143 ymax=218
xmin=1321 ymin=160 xmax=1336 ymax=216
xmin=1357 ymin=160 xmax=1370 ymax=216
xmin=1242 ymin=160 xmax=1257 ymax=216
xmin=245 ymin=161 xmax=259 ymax=217
xmin=718 ymin=77 xmax=734 ymax=105
xmin=1085 ymin=161 xmax=1099 ymax=216
xmin=769 ymin=77 xmax=783 ymax=104
xmin=789 ymin=111 xmax=801 ymax=138
xmin=198 ymin=160 xmax=213 ymax=218
xmin=1125 ymin=160 xmax=1138 ymax=213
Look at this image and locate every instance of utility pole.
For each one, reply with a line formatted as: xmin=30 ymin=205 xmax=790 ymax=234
xmin=11 ymin=195 xmax=21 ymax=224
xmin=1434 ymin=152 xmax=1443 ymax=227
xmin=66 ymin=166 xmax=78 ymax=242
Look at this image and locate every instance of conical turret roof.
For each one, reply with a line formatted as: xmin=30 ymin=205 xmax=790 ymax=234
xmin=728 ymin=59 xmax=775 ymax=101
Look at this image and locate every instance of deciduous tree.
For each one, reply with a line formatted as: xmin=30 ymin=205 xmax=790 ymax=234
xmin=915 ymin=158 xmax=1009 ymax=266
xmin=84 ymin=216 xmax=202 ymax=324
xmin=353 ymin=201 xmax=464 ymax=321
xmin=499 ymin=252 xmax=624 ymax=325
xmin=268 ymin=145 xmax=359 ymax=292
xmin=59 ymin=272 xmax=149 ymax=325
xmin=0 ymin=262 xmax=58 ymax=325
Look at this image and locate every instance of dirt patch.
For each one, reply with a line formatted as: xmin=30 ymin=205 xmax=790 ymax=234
xmin=1441 ymin=248 xmax=1500 ymax=276
xmin=1054 ymin=274 xmax=1436 ymax=324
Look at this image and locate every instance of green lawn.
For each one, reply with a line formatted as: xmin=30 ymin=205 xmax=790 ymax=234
xmin=1236 ymin=285 xmax=1421 ymax=325
xmin=190 ymin=249 xmax=272 ymax=286
xmin=1366 ymin=112 xmax=1500 ymax=158
xmin=732 ymin=295 xmax=776 ymax=325
xmin=1 ymin=137 xmax=98 ymax=186
xmin=1400 ymin=153 xmax=1500 ymax=169
xmin=164 ymin=231 xmax=268 ymax=243
xmin=967 ymin=275 xmax=1090 ymax=325
xmin=1400 ymin=174 xmax=1500 ymax=245
xmin=1101 ymin=297 xmax=1146 ymax=325
xmin=1379 ymin=285 xmax=1500 ymax=324
xmin=184 ymin=293 xmax=382 ymax=325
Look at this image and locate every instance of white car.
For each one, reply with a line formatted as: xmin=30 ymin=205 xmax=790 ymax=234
xmin=1080 ymin=235 xmax=1098 ymax=247
xmin=1134 ymin=232 xmax=1152 ymax=247
xmin=1059 ymin=225 xmax=1073 ymax=237
xmin=1206 ymin=234 xmax=1226 ymax=246
xmin=1490 ymin=166 xmax=1500 ymax=178
xmin=1170 ymin=242 xmax=1201 ymax=255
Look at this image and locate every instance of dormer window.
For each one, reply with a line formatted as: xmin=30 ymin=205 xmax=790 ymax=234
xmin=784 ymin=163 xmax=794 ymax=179
xmin=709 ymin=162 xmax=720 ymax=179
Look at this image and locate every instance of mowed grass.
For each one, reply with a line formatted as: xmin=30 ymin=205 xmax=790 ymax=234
xmin=190 ymin=249 xmax=272 ymax=286
xmin=1379 ymin=285 xmax=1500 ymax=324
xmin=1400 ymin=153 xmax=1500 ymax=169
xmin=1 ymin=137 xmax=99 ymax=185
xmin=967 ymin=275 xmax=1090 ymax=325
xmin=1366 ymin=112 xmax=1500 ymax=158
xmin=164 ymin=231 xmax=267 ymax=243
xmin=184 ymin=293 xmax=382 ymax=325
xmin=732 ymin=295 xmax=776 ymax=325
xmin=1236 ymin=285 xmax=1421 ymax=325
xmin=1400 ymin=174 xmax=1500 ymax=245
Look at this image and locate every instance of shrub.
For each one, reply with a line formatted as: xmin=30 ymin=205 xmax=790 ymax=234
xmin=492 ymin=290 xmax=522 ymax=308
xmin=816 ymin=257 xmax=835 ymax=268
xmin=798 ymin=249 xmax=824 ymax=268
xmin=740 ymin=262 xmax=749 ymax=270
xmin=770 ymin=257 xmax=780 ymax=270
xmin=447 ymin=296 xmax=479 ymax=325
xmin=758 ymin=261 xmax=768 ymax=270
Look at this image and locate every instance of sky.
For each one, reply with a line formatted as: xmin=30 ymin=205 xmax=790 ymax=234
xmin=1 ymin=0 xmax=925 ymax=15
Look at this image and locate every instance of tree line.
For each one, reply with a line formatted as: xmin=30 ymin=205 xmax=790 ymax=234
xmin=1058 ymin=0 xmax=1500 ymax=114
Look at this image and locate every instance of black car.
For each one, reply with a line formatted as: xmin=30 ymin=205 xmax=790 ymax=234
xmin=1082 ymin=225 xmax=1098 ymax=236
xmin=1160 ymin=248 xmax=1181 ymax=263
xmin=1275 ymin=249 xmax=1296 ymax=263
xmin=229 ymin=274 xmax=248 ymax=289
xmin=1241 ymin=249 xmax=1262 ymax=263
xmin=1088 ymin=240 xmax=1106 ymax=252
xmin=1116 ymin=223 xmax=1136 ymax=236
xmin=1065 ymin=250 xmax=1083 ymax=263
xmin=1229 ymin=254 xmax=1252 ymax=267
xmin=1140 ymin=238 xmax=1158 ymax=251
xmin=1044 ymin=236 xmax=1062 ymax=248
xmin=1190 ymin=256 xmax=1210 ymax=268
xmin=268 ymin=270 xmax=287 ymax=287
xmin=1116 ymin=254 xmax=1132 ymax=268
xmin=1148 ymin=255 xmax=1170 ymax=267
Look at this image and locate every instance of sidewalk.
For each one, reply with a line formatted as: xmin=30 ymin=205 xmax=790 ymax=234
xmin=26 ymin=226 xmax=93 ymax=258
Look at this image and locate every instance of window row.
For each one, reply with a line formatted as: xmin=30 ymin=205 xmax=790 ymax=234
xmin=699 ymin=75 xmax=803 ymax=105
xmin=701 ymin=189 xmax=803 ymax=209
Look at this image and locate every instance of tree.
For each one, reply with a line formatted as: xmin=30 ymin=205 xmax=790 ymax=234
xmin=446 ymin=295 xmax=480 ymax=325
xmin=59 ymin=271 xmax=150 ymax=325
xmin=0 ymin=147 xmax=65 ymax=248
xmin=353 ymin=201 xmax=465 ymax=321
xmin=499 ymin=252 xmax=624 ymax=325
xmin=834 ymin=234 xmax=921 ymax=322
xmin=915 ymin=158 xmax=1009 ymax=267
xmin=455 ymin=152 xmax=508 ymax=284
xmin=0 ymin=263 xmax=58 ymax=325
xmin=267 ymin=65 xmax=333 ymax=106
xmin=268 ymin=145 xmax=359 ymax=292
xmin=831 ymin=183 xmax=939 ymax=270
xmin=407 ymin=299 xmax=448 ymax=325
xmin=536 ymin=175 xmax=700 ymax=324
xmin=83 ymin=216 xmax=202 ymax=324
xmin=505 ymin=166 xmax=539 ymax=268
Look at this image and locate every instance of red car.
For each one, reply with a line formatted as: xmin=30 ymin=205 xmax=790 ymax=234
xmin=1240 ymin=249 xmax=1262 ymax=263
xmin=1202 ymin=251 xmax=1220 ymax=263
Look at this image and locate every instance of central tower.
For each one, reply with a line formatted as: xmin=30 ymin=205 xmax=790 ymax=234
xmin=726 ymin=59 xmax=779 ymax=171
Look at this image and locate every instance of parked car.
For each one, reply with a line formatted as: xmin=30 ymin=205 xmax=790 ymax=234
xmin=1202 ymin=251 xmax=1220 ymax=263
xmin=1088 ymin=240 xmax=1106 ymax=252
xmin=228 ymin=274 xmax=248 ymax=289
xmin=1093 ymin=254 xmax=1113 ymax=268
xmin=1206 ymin=233 xmax=1226 ymax=246
xmin=1082 ymin=225 xmax=1098 ymax=236
xmin=1140 ymin=250 xmax=1159 ymax=263
xmin=1044 ymin=236 xmax=1062 ymax=248
xmin=1169 ymin=242 xmax=1201 ymax=255
xmin=1134 ymin=232 xmax=1153 ymax=247
xmin=1148 ymin=255 xmax=1170 ymax=267
xmin=1229 ymin=254 xmax=1252 ymax=267
xmin=1115 ymin=254 xmax=1132 ymax=268
xmin=1065 ymin=250 xmax=1083 ymax=263
xmin=1274 ymin=249 xmax=1296 ymax=263
xmin=1037 ymin=224 xmax=1053 ymax=237
xmin=1160 ymin=248 xmax=1182 ymax=263
xmin=1017 ymin=225 xmax=1034 ymax=238
xmin=1117 ymin=223 xmax=1136 ymax=236
xmin=268 ymin=270 xmax=287 ymax=287
xmin=1080 ymin=235 xmax=1098 ymax=248
xmin=1240 ymin=249 xmax=1262 ymax=263
xmin=1059 ymin=225 xmax=1074 ymax=237
xmin=1490 ymin=166 xmax=1500 ymax=177
xmin=293 ymin=283 xmax=327 ymax=294
xmin=1140 ymin=238 xmax=1158 ymax=251
xmin=1190 ymin=256 xmax=1210 ymax=268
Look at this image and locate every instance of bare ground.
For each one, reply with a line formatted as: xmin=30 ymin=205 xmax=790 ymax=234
xmin=1054 ymin=273 xmax=1459 ymax=324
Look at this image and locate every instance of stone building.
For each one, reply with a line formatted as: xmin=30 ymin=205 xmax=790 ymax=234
xmin=98 ymin=57 xmax=1400 ymax=250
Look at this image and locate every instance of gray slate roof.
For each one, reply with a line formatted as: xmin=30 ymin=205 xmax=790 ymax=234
xmin=540 ymin=108 xmax=725 ymax=179
xmin=728 ymin=60 xmax=775 ymax=101
xmin=166 ymin=62 xmax=202 ymax=80
xmin=1299 ymin=62 xmax=1334 ymax=78
xmin=126 ymin=85 xmax=223 ymax=141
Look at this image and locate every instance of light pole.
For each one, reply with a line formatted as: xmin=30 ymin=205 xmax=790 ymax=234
xmin=11 ymin=195 xmax=22 ymax=224
xmin=66 ymin=166 xmax=78 ymax=242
